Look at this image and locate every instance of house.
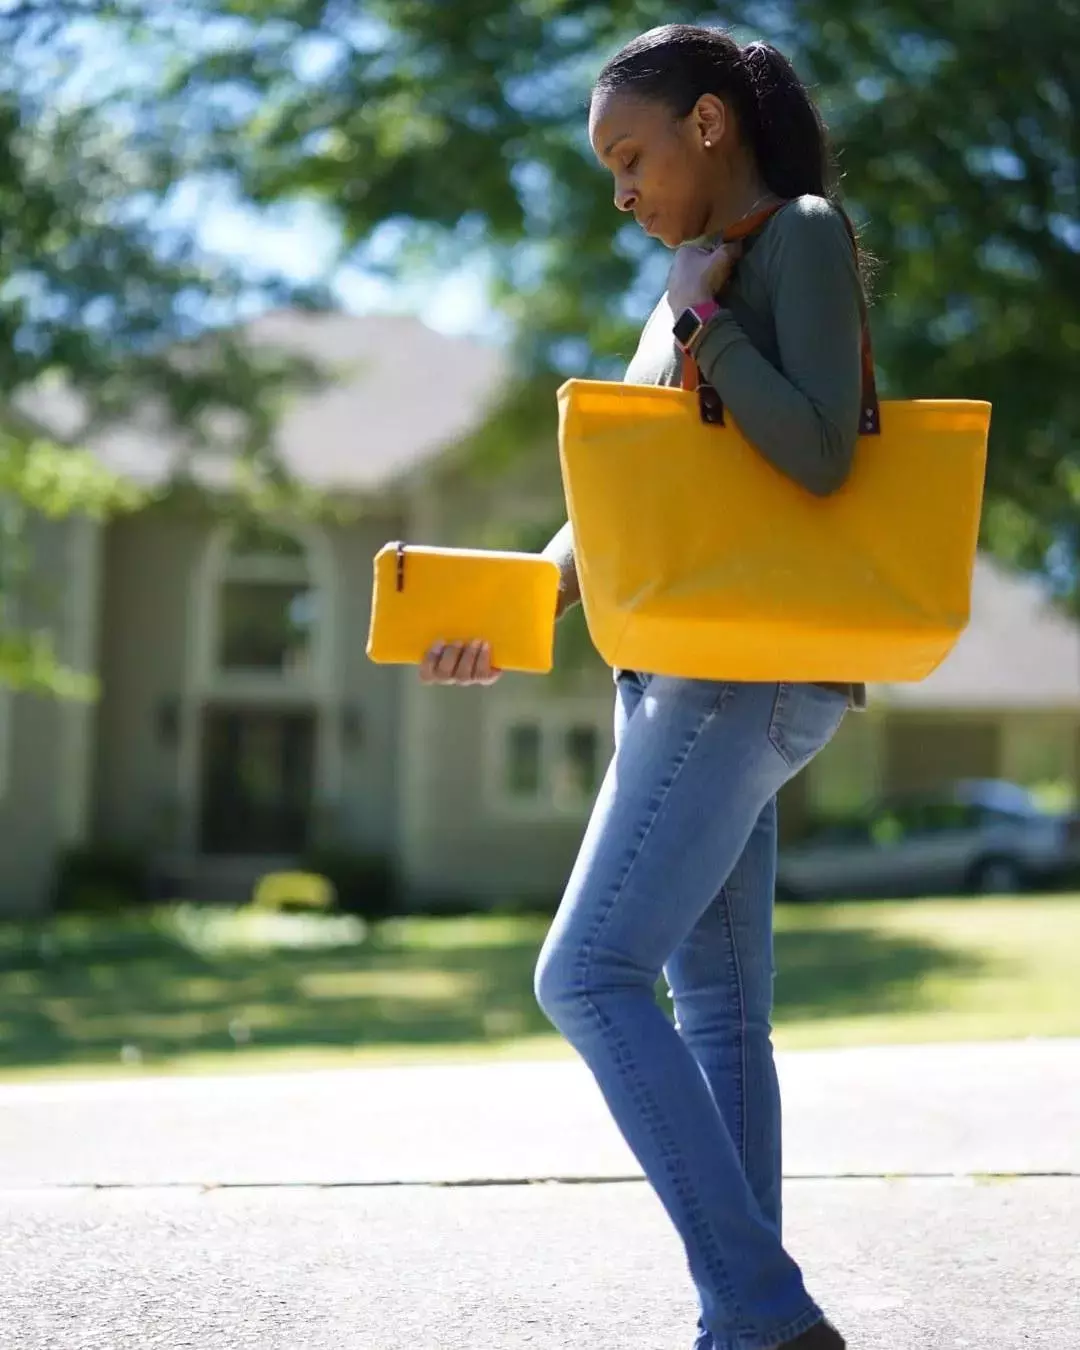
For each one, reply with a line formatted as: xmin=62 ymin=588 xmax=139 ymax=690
xmin=805 ymin=558 xmax=1080 ymax=822
xmin=0 ymin=311 xmax=1076 ymax=917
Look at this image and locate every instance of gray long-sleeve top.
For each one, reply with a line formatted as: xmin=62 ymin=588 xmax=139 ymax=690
xmin=685 ymin=193 xmax=863 ymax=496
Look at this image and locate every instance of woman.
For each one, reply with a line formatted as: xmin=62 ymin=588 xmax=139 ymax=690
xmin=420 ymin=24 xmax=867 ymax=1350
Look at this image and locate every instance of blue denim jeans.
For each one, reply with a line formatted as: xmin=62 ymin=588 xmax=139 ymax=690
xmin=534 ymin=674 xmax=847 ymax=1350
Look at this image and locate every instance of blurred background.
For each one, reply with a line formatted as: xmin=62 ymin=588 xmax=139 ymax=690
xmin=0 ymin=0 xmax=1078 ymax=1081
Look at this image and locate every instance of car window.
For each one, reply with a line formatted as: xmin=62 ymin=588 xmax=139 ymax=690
xmin=975 ymin=806 xmax=1030 ymax=829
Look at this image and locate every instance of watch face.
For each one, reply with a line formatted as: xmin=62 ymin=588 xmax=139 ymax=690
xmin=673 ymin=310 xmax=699 ymax=346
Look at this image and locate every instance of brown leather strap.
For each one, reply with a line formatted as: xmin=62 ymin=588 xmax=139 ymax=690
xmin=680 ymin=200 xmax=881 ymax=435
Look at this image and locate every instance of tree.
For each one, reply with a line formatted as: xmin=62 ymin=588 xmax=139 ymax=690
xmin=6 ymin=0 xmax=1079 ymax=598
xmin=0 ymin=0 xmax=324 ymax=693
xmin=148 ymin=0 xmax=1078 ymax=572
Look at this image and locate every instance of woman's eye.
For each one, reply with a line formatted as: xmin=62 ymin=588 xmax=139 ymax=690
xmin=624 ymin=154 xmax=639 ymax=173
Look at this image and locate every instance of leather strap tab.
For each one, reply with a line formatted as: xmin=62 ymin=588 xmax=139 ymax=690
xmin=680 ymin=200 xmax=881 ymax=435
xmin=680 ymin=350 xmax=701 ymax=393
xmin=856 ymin=307 xmax=881 ymax=435
xmin=680 ymin=352 xmax=725 ymax=424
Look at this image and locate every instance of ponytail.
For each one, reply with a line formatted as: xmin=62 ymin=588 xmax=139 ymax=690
xmin=737 ymin=41 xmax=835 ymax=202
xmin=739 ymin=40 xmax=873 ymax=291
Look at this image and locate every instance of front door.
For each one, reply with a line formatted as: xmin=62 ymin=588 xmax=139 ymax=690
xmin=199 ymin=706 xmax=316 ymax=855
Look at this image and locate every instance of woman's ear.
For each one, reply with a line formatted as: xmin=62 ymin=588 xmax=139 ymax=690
xmin=693 ymin=94 xmax=728 ymax=150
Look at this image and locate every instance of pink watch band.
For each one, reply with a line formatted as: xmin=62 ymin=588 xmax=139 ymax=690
xmin=689 ymin=300 xmax=721 ymax=325
xmin=675 ymin=300 xmax=722 ymax=356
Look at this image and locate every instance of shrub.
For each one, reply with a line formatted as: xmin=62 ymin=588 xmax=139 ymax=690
xmin=52 ymin=845 xmax=151 ymax=913
xmin=301 ymin=848 xmax=400 ymax=920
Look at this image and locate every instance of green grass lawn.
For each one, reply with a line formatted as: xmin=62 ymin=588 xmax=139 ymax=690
xmin=0 ymin=895 xmax=1078 ymax=1082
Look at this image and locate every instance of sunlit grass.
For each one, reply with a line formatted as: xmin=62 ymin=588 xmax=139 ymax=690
xmin=772 ymin=894 xmax=1080 ymax=1048
xmin=0 ymin=896 xmax=1077 ymax=1081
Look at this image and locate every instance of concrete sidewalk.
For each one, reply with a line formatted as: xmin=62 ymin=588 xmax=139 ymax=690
xmin=3 ymin=1039 xmax=1078 ymax=1188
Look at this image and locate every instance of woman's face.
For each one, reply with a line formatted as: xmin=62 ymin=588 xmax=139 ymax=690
xmin=589 ymin=88 xmax=727 ymax=249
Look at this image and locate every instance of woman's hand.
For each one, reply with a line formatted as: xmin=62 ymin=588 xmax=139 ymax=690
xmin=666 ymin=239 xmax=743 ymax=317
xmin=419 ymin=639 xmax=502 ymax=687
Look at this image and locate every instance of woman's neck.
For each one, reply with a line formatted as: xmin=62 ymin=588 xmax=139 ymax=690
xmin=704 ymin=165 xmax=778 ymax=239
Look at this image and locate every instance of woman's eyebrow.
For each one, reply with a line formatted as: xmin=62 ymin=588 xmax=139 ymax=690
xmin=602 ymin=132 xmax=633 ymax=158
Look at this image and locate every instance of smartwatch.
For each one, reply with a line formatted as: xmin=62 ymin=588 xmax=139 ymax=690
xmin=673 ymin=300 xmax=721 ymax=356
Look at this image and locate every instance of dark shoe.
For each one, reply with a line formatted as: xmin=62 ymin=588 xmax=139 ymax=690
xmin=777 ymin=1321 xmax=846 ymax=1350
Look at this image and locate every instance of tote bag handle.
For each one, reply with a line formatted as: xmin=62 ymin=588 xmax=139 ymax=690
xmin=680 ymin=201 xmax=881 ymax=436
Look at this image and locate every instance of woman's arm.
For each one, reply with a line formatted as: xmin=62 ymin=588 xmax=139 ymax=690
xmin=692 ymin=198 xmax=864 ymax=497
xmin=542 ymin=519 xmax=581 ymax=618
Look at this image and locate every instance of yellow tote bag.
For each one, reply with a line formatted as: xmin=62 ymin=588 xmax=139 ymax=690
xmin=366 ymin=542 xmax=560 ymax=674
xmin=557 ymin=210 xmax=991 ymax=684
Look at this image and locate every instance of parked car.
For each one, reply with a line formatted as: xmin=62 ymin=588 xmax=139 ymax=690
xmin=776 ymin=779 xmax=1080 ymax=902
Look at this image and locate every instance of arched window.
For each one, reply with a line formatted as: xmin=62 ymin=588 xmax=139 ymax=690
xmin=215 ymin=520 xmax=317 ymax=680
xmin=192 ymin=519 xmax=334 ymax=697
xmin=180 ymin=518 xmax=339 ymax=855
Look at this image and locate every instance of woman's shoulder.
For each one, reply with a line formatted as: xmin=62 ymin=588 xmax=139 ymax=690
xmin=760 ymin=194 xmax=858 ymax=275
xmin=771 ymin=193 xmax=850 ymax=238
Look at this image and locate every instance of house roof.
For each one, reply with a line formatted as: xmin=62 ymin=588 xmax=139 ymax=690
xmin=16 ymin=311 xmax=509 ymax=493
xmin=873 ymin=555 xmax=1080 ymax=710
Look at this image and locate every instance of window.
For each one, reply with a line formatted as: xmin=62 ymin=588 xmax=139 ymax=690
xmin=219 ymin=581 xmax=314 ymax=675
xmin=504 ymin=722 xmax=542 ymax=799
xmin=489 ymin=709 xmax=608 ymax=817
xmin=552 ymin=724 xmax=602 ymax=809
xmin=213 ymin=523 xmax=318 ymax=681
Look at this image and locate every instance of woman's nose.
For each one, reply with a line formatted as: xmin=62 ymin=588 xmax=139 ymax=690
xmin=614 ymin=183 xmax=638 ymax=213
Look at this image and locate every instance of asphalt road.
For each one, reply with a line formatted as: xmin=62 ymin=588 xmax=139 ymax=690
xmin=3 ymin=1178 xmax=1077 ymax=1350
xmin=2 ymin=1041 xmax=1078 ymax=1349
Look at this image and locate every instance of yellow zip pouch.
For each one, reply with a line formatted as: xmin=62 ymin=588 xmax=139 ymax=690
xmin=556 ymin=204 xmax=991 ymax=684
xmin=366 ymin=542 xmax=560 ymax=674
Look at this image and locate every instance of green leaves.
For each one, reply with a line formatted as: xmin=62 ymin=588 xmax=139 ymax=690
xmin=0 ymin=7 xmax=333 ymax=692
xmin=0 ymin=630 xmax=97 ymax=699
xmin=239 ymin=5 xmax=1079 ymax=537
xmin=3 ymin=0 xmax=1078 ymax=684
xmin=0 ymin=432 xmax=144 ymax=520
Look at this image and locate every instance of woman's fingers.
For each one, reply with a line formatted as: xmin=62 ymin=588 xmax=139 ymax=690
xmin=419 ymin=640 xmax=501 ymax=685
xmin=437 ymin=640 xmax=469 ymax=682
xmin=462 ymin=640 xmax=503 ymax=685
xmin=459 ymin=639 xmax=484 ymax=683
xmin=418 ymin=643 xmax=439 ymax=683
xmin=473 ymin=642 xmax=502 ymax=686
xmin=704 ymin=239 xmax=742 ymax=293
xmin=419 ymin=639 xmax=458 ymax=683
